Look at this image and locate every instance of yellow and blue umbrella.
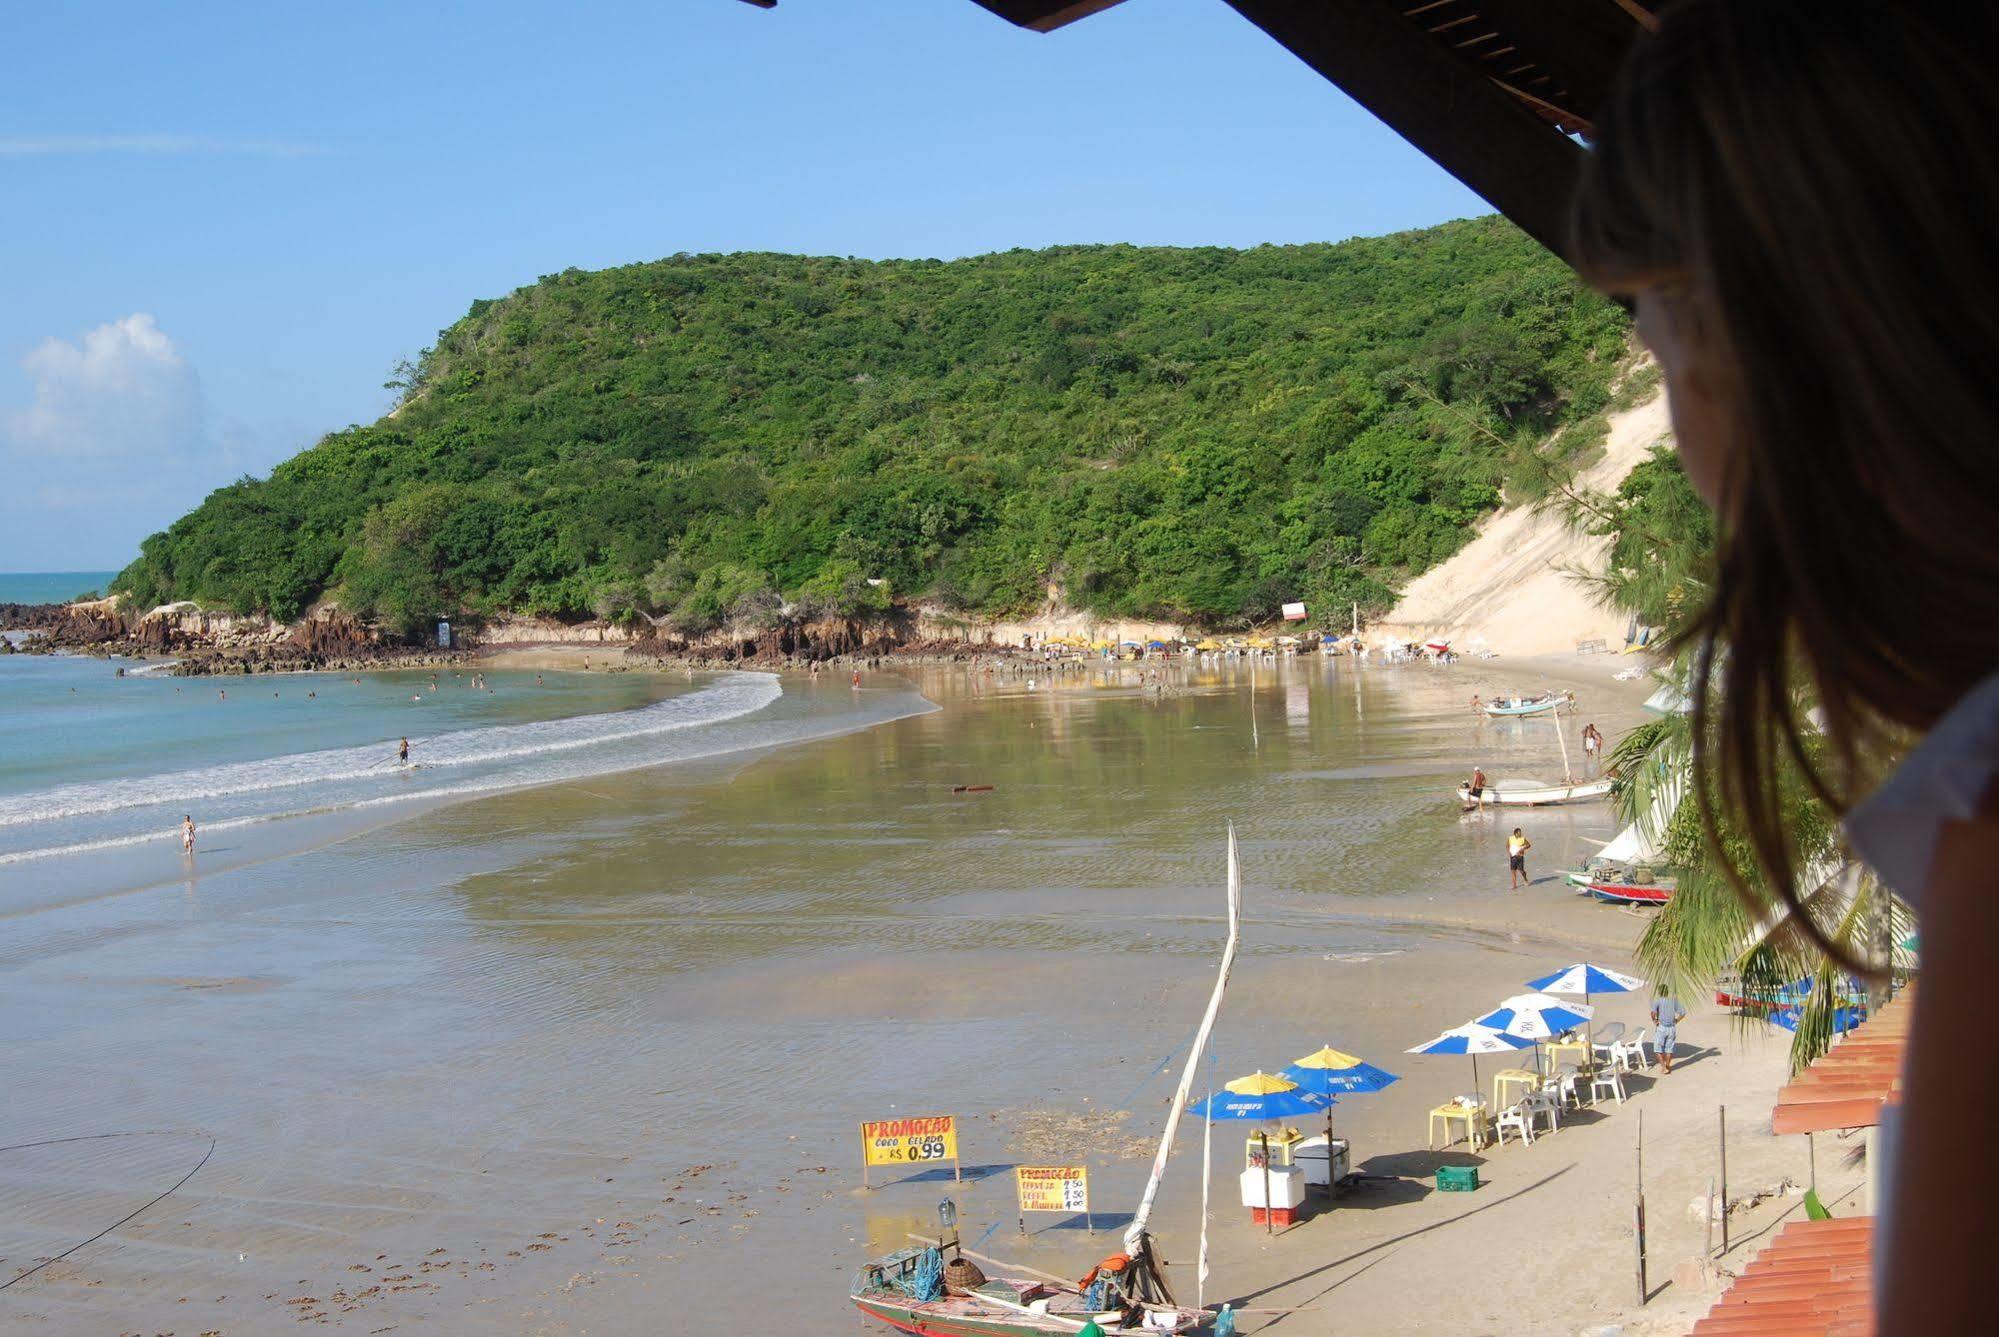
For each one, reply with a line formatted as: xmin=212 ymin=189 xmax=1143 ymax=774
xmin=1282 ymin=1045 xmax=1400 ymax=1096
xmin=1283 ymin=1046 xmax=1398 ymax=1148
xmin=1191 ymin=1071 xmax=1330 ymax=1122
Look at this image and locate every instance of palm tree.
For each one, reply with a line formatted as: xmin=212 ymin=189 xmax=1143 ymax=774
xmin=1561 ymin=444 xmax=1912 ymax=1071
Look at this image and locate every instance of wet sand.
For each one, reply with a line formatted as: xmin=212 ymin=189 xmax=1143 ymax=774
xmin=0 ymin=653 xmax=1829 ymax=1334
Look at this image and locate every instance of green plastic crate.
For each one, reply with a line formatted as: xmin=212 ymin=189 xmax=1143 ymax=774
xmin=1436 ymin=1164 xmax=1480 ymax=1192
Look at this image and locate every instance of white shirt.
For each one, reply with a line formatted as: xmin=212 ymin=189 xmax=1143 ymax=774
xmin=1844 ymin=670 xmax=1999 ymax=906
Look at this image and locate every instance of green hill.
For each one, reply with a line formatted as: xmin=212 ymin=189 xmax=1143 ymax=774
xmin=115 ymin=216 xmax=1630 ymax=637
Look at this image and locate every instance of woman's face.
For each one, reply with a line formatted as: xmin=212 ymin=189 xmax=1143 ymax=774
xmin=1635 ymin=287 xmax=1729 ymax=507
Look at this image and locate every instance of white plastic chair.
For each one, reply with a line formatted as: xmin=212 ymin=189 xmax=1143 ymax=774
xmin=1591 ymin=1022 xmax=1627 ymax=1066
xmin=1550 ymin=1062 xmax=1585 ymax=1109
xmin=1610 ymin=1036 xmax=1649 ymax=1072
xmin=1522 ymin=1089 xmax=1561 ymax=1134
xmin=1494 ymin=1103 xmax=1533 ymax=1147
xmin=1591 ymin=1065 xmax=1629 ymax=1105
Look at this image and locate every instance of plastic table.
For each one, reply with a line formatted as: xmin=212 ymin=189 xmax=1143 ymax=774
xmin=1428 ymin=1102 xmax=1488 ymax=1151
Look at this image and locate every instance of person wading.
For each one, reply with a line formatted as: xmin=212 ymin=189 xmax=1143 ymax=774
xmin=1507 ymin=827 xmax=1531 ymax=889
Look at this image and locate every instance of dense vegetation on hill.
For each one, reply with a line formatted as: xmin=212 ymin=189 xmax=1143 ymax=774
xmin=116 ymin=217 xmax=1631 ymax=636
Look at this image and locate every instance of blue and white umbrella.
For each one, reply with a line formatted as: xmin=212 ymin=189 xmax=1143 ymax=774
xmin=1476 ymin=992 xmax=1595 ymax=1041
xmin=1407 ymin=1022 xmax=1533 ymax=1090
xmin=1527 ymin=963 xmax=1644 ymax=1000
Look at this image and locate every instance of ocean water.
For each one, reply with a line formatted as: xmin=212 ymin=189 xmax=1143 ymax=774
xmin=0 ymin=653 xmax=932 ymax=878
xmin=0 ymin=653 xmax=1662 ymax=1333
xmin=0 ymin=569 xmax=118 ymax=604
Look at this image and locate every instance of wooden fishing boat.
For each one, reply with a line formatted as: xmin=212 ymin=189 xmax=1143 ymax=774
xmin=851 ymin=829 xmax=1244 ymax=1336
xmin=1458 ymin=778 xmax=1613 ymax=807
xmin=1587 ymin=875 xmax=1676 ymax=906
xmin=851 ymin=1259 xmax=1203 ymax=1335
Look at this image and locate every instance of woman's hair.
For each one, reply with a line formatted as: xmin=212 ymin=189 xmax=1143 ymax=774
xmin=1570 ymin=1 xmax=1999 ymax=947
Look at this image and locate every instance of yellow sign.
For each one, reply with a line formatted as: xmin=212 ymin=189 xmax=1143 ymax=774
xmin=860 ymin=1115 xmax=958 ymax=1168
xmin=1015 ymin=1164 xmax=1090 ymax=1214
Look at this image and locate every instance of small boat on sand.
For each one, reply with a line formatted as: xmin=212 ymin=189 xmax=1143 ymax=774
xmin=1482 ymin=692 xmax=1567 ymax=718
xmin=851 ymin=1259 xmax=1204 ymax=1336
xmin=1458 ymin=777 xmax=1613 ymax=807
xmin=850 ymin=829 xmax=1245 ymax=1336
xmin=1587 ymin=874 xmax=1676 ymax=906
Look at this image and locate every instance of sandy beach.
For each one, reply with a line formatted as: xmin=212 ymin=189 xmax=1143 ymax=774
xmin=0 ymin=651 xmax=1842 ymax=1335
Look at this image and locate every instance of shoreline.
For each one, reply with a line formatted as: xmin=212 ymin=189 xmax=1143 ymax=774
xmin=1 ymin=644 xmax=1748 ymax=1336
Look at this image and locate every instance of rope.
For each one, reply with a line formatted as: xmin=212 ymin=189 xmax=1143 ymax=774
xmin=1111 ymin=1048 xmax=1179 ymax=1113
xmin=0 ymin=1131 xmax=217 ymax=1292
xmin=901 ymin=1247 xmax=944 ymax=1302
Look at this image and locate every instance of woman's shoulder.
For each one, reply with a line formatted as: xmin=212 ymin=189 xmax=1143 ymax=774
xmin=1846 ymin=669 xmax=1999 ymax=904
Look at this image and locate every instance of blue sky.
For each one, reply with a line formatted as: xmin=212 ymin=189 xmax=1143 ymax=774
xmin=0 ymin=0 xmax=1484 ymax=572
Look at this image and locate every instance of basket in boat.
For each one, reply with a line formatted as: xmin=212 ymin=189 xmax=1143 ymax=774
xmin=943 ymin=1256 xmax=988 ymax=1296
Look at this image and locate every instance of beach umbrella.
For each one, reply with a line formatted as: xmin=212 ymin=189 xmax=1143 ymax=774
xmin=1192 ymin=1073 xmax=1331 ymax=1235
xmin=1478 ymin=993 xmax=1597 ymax=1077
xmin=1526 ymin=964 xmax=1644 ymax=1047
xmin=1190 ymin=1071 xmax=1330 ymax=1123
xmin=1283 ymin=1046 xmax=1400 ymax=1151
xmin=1283 ymin=1046 xmax=1400 ymax=1095
xmin=1476 ymin=992 xmax=1595 ymax=1040
xmin=1406 ymin=1023 xmax=1533 ymax=1094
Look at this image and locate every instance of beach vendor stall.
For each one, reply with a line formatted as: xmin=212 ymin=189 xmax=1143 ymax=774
xmin=1281 ymin=1046 xmax=1399 ymax=1194
xmin=1191 ymin=1073 xmax=1328 ymax=1231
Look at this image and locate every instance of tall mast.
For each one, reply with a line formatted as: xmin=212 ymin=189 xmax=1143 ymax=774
xmin=1126 ymin=824 xmax=1243 ymax=1256
xmin=1553 ymin=707 xmax=1574 ymax=783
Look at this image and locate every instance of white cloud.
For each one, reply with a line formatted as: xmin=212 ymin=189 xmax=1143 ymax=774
xmin=0 ymin=134 xmax=322 ymax=157
xmin=6 ymin=314 xmax=207 ymax=464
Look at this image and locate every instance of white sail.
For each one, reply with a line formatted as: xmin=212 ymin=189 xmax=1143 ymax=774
xmin=1127 ymin=824 xmax=1243 ymax=1255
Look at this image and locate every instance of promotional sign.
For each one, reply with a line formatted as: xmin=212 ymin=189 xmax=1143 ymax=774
xmin=1281 ymin=601 xmax=1307 ymax=621
xmin=1015 ymin=1165 xmax=1089 ymax=1213
xmin=860 ymin=1115 xmax=959 ymax=1186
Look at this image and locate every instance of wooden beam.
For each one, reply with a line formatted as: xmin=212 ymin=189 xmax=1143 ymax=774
xmin=1222 ymin=0 xmax=1589 ymax=256
xmin=967 ymin=0 xmax=1129 ymax=32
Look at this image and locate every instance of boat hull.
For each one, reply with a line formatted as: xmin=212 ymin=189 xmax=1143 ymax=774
xmin=853 ymin=1296 xmax=1199 ymax=1336
xmin=1483 ymin=699 xmax=1561 ymax=717
xmin=1587 ymin=880 xmax=1674 ymax=905
xmin=1458 ymin=780 xmax=1612 ymax=807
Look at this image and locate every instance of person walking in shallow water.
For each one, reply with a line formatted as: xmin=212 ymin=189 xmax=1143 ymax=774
xmin=181 ymin=814 xmax=196 ymax=857
xmin=1507 ymin=827 xmax=1531 ymax=888
xmin=1582 ymin=722 xmax=1603 ymax=775
xmin=398 ymin=736 xmax=409 ymax=766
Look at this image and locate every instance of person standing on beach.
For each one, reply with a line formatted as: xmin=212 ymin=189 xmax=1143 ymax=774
xmin=1470 ymin=694 xmax=1483 ymax=715
xmin=1582 ymin=723 xmax=1603 ymax=775
xmin=181 ymin=814 xmax=196 ymax=857
xmin=1466 ymin=766 xmax=1488 ymax=811
xmin=1507 ymin=827 xmax=1531 ymax=888
xmin=1650 ymin=993 xmax=1687 ymax=1074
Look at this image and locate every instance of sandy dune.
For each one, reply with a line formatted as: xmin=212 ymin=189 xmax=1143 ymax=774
xmin=1377 ymin=385 xmax=1673 ymax=658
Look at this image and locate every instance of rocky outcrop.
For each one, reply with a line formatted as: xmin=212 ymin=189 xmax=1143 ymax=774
xmin=626 ymin=613 xmax=902 ymax=665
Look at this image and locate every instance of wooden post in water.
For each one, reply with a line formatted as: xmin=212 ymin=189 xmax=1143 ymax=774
xmin=1635 ymin=1109 xmax=1648 ymax=1306
xmin=1719 ymin=1105 xmax=1730 ymax=1255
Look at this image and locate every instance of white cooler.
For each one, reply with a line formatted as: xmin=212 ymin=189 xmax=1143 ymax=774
xmin=1292 ymin=1135 xmax=1351 ymax=1190
xmin=1238 ymin=1164 xmax=1306 ymax=1210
